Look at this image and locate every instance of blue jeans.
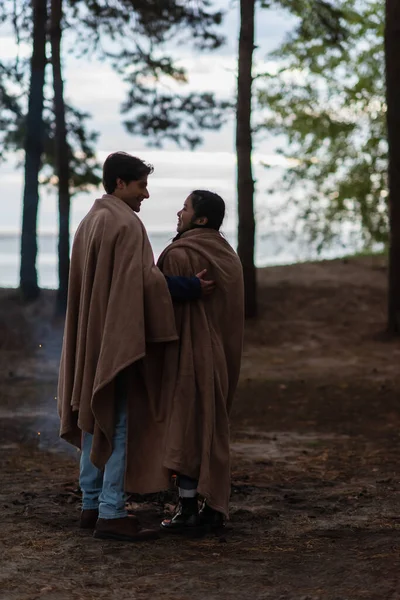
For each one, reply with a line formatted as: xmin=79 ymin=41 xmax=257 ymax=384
xmin=79 ymin=384 xmax=127 ymax=520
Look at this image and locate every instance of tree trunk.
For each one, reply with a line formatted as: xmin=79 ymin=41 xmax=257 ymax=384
xmin=20 ymin=0 xmax=47 ymax=301
xmin=51 ymin=0 xmax=70 ymax=315
xmin=386 ymin=0 xmax=400 ymax=334
xmin=236 ymin=0 xmax=257 ymax=318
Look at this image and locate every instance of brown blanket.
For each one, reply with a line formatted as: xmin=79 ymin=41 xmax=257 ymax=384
xmin=157 ymin=228 xmax=244 ymax=516
xmin=58 ymin=194 xmax=178 ymax=491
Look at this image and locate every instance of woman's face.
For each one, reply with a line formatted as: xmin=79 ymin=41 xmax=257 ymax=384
xmin=177 ymin=195 xmax=195 ymax=233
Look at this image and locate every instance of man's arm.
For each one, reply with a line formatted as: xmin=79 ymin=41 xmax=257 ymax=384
xmin=165 ymin=275 xmax=201 ymax=301
xmin=165 ymin=270 xmax=215 ymax=302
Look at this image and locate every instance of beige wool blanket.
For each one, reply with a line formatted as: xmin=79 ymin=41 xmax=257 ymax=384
xmin=157 ymin=228 xmax=244 ymax=516
xmin=58 ymin=194 xmax=178 ymax=492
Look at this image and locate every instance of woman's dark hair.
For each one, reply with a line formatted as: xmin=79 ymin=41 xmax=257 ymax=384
xmin=103 ymin=151 xmax=154 ymax=194
xmin=190 ymin=189 xmax=225 ymax=231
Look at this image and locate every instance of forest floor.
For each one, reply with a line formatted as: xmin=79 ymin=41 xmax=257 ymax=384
xmin=1 ymin=255 xmax=400 ymax=600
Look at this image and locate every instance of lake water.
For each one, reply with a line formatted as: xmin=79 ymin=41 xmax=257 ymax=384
xmin=0 ymin=149 xmax=371 ymax=288
xmin=0 ymin=229 xmax=365 ymax=289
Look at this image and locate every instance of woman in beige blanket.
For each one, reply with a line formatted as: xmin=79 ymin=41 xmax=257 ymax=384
xmin=157 ymin=190 xmax=244 ymax=535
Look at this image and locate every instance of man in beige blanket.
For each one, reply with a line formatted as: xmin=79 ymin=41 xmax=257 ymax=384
xmin=58 ymin=152 xmax=214 ymax=542
xmin=157 ymin=190 xmax=244 ymax=535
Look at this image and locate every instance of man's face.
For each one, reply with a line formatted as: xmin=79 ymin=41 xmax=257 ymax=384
xmin=177 ymin=195 xmax=195 ymax=233
xmin=116 ymin=176 xmax=149 ymax=212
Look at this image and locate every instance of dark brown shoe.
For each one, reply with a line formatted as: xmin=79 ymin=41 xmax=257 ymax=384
xmin=93 ymin=516 xmax=159 ymax=542
xmin=80 ymin=509 xmax=99 ymax=529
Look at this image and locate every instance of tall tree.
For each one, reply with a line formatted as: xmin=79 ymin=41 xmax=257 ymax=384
xmin=385 ymin=0 xmax=400 ymax=333
xmin=257 ymin=1 xmax=383 ymax=250
xmin=20 ymin=0 xmax=47 ymax=301
xmin=50 ymin=0 xmax=71 ymax=314
xmin=236 ymin=0 xmax=257 ymax=318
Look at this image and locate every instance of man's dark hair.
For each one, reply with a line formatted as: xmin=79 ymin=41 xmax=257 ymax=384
xmin=102 ymin=151 xmax=154 ymax=194
xmin=190 ymin=189 xmax=225 ymax=231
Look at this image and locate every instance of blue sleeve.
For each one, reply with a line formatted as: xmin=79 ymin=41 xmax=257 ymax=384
xmin=165 ymin=275 xmax=202 ymax=301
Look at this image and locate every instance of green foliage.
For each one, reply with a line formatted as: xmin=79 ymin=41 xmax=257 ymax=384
xmin=0 ymin=1 xmax=101 ymax=193
xmin=257 ymin=0 xmax=386 ymax=249
xmin=122 ymin=90 xmax=231 ymax=149
xmin=67 ymin=0 xmax=224 ymax=51
xmin=41 ymin=105 xmax=102 ymax=194
xmin=1 ymin=62 xmax=102 ymax=194
xmin=1 ymin=0 xmax=228 ymax=181
xmin=0 ymin=64 xmax=23 ymax=160
xmin=66 ymin=0 xmax=230 ymax=149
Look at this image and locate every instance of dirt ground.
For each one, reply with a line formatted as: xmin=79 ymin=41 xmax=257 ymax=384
xmin=1 ymin=255 xmax=400 ymax=600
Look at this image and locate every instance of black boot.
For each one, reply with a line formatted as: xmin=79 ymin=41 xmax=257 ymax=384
xmin=160 ymin=497 xmax=205 ymax=536
xmin=198 ymin=502 xmax=225 ymax=532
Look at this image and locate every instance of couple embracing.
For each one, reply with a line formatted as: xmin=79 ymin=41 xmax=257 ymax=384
xmin=58 ymin=151 xmax=244 ymax=542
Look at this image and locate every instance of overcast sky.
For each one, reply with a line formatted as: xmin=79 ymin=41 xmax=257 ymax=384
xmin=0 ymin=2 xmax=296 ymax=236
